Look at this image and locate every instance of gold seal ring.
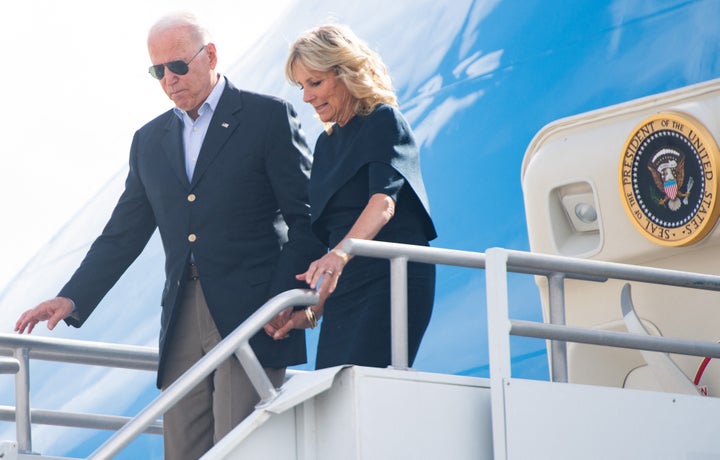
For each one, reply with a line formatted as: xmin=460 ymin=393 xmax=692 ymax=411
xmin=619 ymin=111 xmax=720 ymax=246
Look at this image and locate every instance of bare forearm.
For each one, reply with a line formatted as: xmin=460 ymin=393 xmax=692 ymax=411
xmin=335 ymin=193 xmax=395 ymax=252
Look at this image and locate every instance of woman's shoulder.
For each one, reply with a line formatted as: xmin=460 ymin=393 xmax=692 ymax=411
xmin=362 ymin=104 xmax=413 ymax=142
xmin=360 ymin=103 xmax=403 ymax=130
xmin=367 ymin=103 xmax=402 ymax=121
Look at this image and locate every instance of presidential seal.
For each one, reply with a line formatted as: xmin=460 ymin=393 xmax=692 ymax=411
xmin=619 ymin=112 xmax=720 ymax=246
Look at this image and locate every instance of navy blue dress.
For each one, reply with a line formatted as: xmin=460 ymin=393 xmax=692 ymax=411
xmin=310 ymin=104 xmax=437 ymax=369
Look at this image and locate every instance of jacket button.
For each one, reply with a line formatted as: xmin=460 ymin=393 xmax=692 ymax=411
xmin=188 ymin=234 xmax=197 ymax=243
xmin=187 ymin=194 xmax=196 ymax=202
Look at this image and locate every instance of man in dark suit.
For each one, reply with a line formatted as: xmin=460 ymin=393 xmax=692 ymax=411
xmin=14 ymin=12 xmax=324 ymax=459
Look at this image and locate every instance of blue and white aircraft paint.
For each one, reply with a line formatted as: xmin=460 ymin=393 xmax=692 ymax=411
xmin=2 ymin=1 xmax=719 ymax=457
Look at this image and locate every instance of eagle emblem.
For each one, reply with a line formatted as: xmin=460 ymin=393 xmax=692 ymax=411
xmin=647 ymin=148 xmax=693 ymax=211
xmin=620 ymin=112 xmax=720 ymax=247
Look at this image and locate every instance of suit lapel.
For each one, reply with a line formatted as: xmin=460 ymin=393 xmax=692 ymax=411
xmin=191 ymin=82 xmax=243 ymax=187
xmin=161 ymin=114 xmax=190 ymax=188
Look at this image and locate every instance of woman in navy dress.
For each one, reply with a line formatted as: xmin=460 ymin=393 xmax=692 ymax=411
xmin=266 ymin=24 xmax=437 ymax=369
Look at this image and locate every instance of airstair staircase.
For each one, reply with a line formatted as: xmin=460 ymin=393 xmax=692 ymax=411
xmin=3 ymin=241 xmax=720 ymax=460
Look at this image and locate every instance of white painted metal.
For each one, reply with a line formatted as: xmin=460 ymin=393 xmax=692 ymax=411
xmin=0 ymin=357 xmax=19 ymax=374
xmin=206 ymin=365 xmax=347 ymax=456
xmin=207 ymin=367 xmax=494 ymax=460
xmin=504 ymin=378 xmax=720 ymax=460
xmin=5 ymin=241 xmax=720 ymax=459
xmin=89 ymin=289 xmax=319 ymax=460
xmin=521 ymin=78 xmax=720 ymax=395
xmin=485 ymin=248 xmax=512 ymax=460
xmin=389 ymin=256 xmax=409 ymax=369
xmin=621 ymin=284 xmax=700 ymax=395
xmin=0 ymin=441 xmax=17 ymax=460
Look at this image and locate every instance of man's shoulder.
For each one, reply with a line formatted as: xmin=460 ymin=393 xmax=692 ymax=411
xmin=137 ymin=109 xmax=176 ymax=134
xmin=235 ymin=88 xmax=291 ymax=109
xmin=221 ymin=80 xmax=290 ymax=108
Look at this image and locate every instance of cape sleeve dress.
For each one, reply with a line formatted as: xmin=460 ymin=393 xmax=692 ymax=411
xmin=309 ymin=104 xmax=437 ymax=369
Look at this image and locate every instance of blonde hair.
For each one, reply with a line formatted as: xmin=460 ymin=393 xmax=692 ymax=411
xmin=285 ymin=24 xmax=397 ymax=117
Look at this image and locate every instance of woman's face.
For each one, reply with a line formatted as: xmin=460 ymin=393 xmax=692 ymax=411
xmin=293 ymin=62 xmax=355 ymax=126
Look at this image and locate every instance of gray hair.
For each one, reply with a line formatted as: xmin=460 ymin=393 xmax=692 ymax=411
xmin=148 ymin=12 xmax=211 ymax=47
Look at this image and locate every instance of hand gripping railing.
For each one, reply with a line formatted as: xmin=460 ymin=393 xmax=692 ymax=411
xmin=88 ymin=288 xmax=318 ymax=460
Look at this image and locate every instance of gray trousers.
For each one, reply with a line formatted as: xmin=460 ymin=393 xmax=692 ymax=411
xmin=160 ymin=278 xmax=285 ymax=460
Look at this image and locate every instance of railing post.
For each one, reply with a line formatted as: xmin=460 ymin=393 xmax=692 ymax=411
xmin=14 ymin=347 xmax=32 ymax=454
xmin=234 ymin=342 xmax=278 ymax=404
xmin=390 ymin=256 xmax=409 ymax=370
xmin=547 ymin=272 xmax=568 ymax=382
xmin=485 ymin=248 xmax=511 ymax=460
xmin=89 ymin=289 xmax=318 ymax=459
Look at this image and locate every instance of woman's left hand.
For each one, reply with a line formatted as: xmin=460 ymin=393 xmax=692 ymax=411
xmin=264 ymin=307 xmax=292 ymax=339
xmin=266 ymin=304 xmax=324 ymax=340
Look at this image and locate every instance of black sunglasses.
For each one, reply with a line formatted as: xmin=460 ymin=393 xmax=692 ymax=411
xmin=148 ymin=46 xmax=206 ymax=80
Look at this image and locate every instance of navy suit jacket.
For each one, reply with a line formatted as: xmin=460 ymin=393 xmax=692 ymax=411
xmin=60 ymin=79 xmax=324 ymax=385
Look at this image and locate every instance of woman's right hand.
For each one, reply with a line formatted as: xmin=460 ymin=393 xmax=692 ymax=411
xmin=296 ymin=249 xmax=349 ymax=295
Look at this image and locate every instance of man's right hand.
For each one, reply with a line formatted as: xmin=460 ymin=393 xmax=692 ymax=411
xmin=14 ymin=297 xmax=74 ymax=334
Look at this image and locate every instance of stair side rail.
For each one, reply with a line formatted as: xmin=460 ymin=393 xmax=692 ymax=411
xmin=484 ymin=247 xmax=720 ymax=460
xmin=0 ymin=333 xmax=160 ymax=454
xmin=342 ymin=239 xmax=487 ymax=369
xmin=88 ymin=288 xmax=318 ymax=460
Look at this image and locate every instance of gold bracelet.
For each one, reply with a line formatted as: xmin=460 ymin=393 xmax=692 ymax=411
xmin=331 ymin=248 xmax=350 ymax=264
xmin=305 ymin=307 xmax=318 ymax=328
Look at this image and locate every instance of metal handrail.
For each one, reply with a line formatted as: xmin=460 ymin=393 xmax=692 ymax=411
xmin=509 ymin=320 xmax=720 ymax=358
xmin=0 ymin=289 xmax=317 ymax=457
xmin=0 ymin=332 xmax=161 ymax=454
xmin=343 ymin=239 xmax=720 ymax=372
xmin=480 ymin=247 xmax=720 ymax=460
xmin=88 ymin=288 xmax=318 ymax=460
xmin=343 ymin=239 xmax=720 ymax=291
xmin=0 ymin=333 xmax=159 ymax=370
xmin=0 ymin=406 xmax=164 ymax=434
xmin=342 ymin=239 xmax=487 ymax=369
xmin=5 ymin=240 xmax=720 ymax=458
xmin=500 ymin=247 xmax=720 ymax=290
xmin=0 ymin=357 xmax=19 ymax=374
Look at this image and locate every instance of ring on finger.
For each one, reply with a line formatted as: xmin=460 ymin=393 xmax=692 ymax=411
xmin=305 ymin=307 xmax=318 ymax=328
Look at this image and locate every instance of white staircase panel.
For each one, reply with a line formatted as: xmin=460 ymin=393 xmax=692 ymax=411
xmin=504 ymin=378 xmax=720 ymax=460
xmin=207 ymin=366 xmax=493 ymax=460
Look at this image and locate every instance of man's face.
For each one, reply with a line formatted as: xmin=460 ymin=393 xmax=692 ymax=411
xmin=147 ymin=27 xmax=217 ymax=118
